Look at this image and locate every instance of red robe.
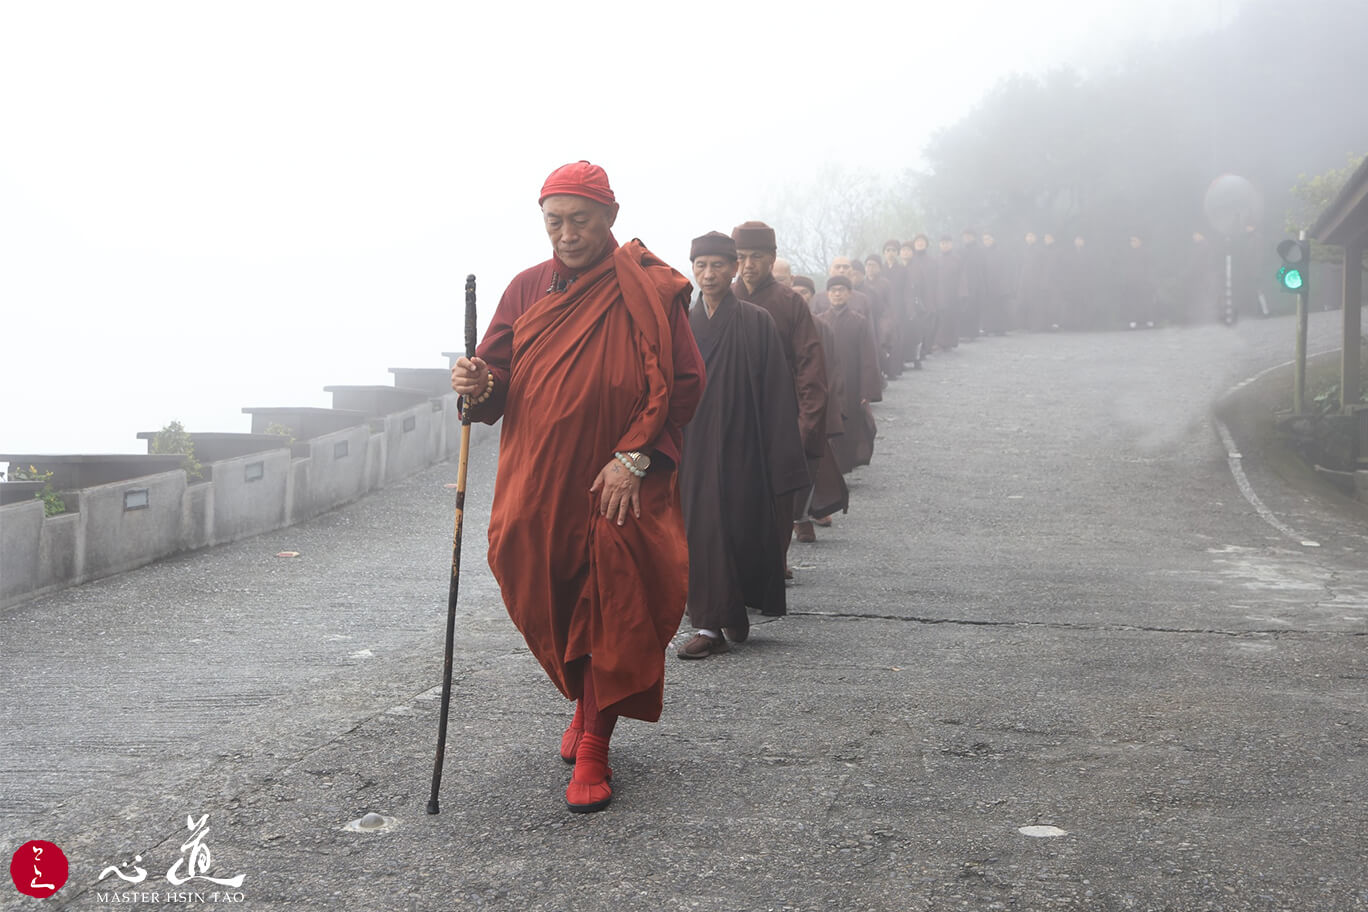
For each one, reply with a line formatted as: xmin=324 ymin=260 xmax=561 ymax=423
xmin=468 ymin=239 xmax=705 ymax=721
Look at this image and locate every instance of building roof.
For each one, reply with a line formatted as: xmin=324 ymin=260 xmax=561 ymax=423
xmin=1310 ymin=155 xmax=1368 ymax=248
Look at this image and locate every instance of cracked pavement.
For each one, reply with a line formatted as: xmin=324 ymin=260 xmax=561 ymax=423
xmin=2 ymin=311 xmax=1365 ymax=911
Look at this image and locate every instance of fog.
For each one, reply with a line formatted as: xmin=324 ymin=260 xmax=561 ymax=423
xmin=0 ymin=0 xmax=1312 ymax=457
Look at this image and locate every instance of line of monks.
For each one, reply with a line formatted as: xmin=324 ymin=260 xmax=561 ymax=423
xmin=457 ymin=162 xmax=1139 ymax=814
xmin=678 ymin=222 xmax=1076 ymax=659
xmin=677 ymin=223 xmax=1255 ymax=660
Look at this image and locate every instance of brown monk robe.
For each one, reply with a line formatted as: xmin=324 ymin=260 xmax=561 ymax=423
xmin=818 ymin=276 xmax=882 ymax=473
xmin=457 ymin=162 xmax=705 ymax=813
xmin=731 ymin=221 xmax=828 ymax=565
xmin=1017 ymin=231 xmax=1050 ymax=331
xmin=792 ymin=277 xmax=849 ymax=534
xmin=901 ymin=236 xmax=937 ymax=365
xmin=864 ymin=255 xmax=903 ymax=379
xmin=935 ymin=235 xmax=965 ymax=350
xmin=678 ymin=233 xmax=808 ymax=659
xmin=980 ymin=230 xmax=1012 ymax=334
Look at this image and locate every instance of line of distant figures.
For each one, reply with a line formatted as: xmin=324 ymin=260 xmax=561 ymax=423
xmin=781 ymin=227 xmax=1272 ymax=374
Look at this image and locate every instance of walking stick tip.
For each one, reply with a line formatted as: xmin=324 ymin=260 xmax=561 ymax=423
xmin=426 ymin=798 xmax=440 ymax=815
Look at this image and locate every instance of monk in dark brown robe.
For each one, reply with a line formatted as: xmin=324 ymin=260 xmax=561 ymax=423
xmin=452 ymin=161 xmax=705 ymax=814
xmin=677 ymin=233 xmax=808 ymax=659
xmin=818 ymin=276 xmax=882 ymax=473
xmin=731 ymin=221 xmax=829 ymax=559
xmin=935 ymin=235 xmax=964 ymax=350
xmin=1017 ymin=231 xmax=1049 ymax=331
xmin=795 ymin=276 xmax=849 ymax=528
xmin=902 ymin=235 xmax=936 ymax=365
xmin=959 ymin=228 xmax=986 ymax=341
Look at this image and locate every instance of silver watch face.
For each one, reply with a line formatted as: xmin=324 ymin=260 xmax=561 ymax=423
xmin=632 ymin=451 xmax=651 ymax=471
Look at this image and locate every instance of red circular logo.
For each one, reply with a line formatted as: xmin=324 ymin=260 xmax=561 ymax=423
xmin=10 ymin=840 xmax=69 ymax=898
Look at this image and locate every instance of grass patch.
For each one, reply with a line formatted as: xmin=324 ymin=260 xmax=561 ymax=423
xmin=1215 ymin=344 xmax=1368 ymax=507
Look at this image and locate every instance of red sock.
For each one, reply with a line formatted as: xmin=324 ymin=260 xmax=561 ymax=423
xmin=559 ymin=701 xmax=583 ymax=764
xmin=580 ymin=657 xmax=618 ymax=740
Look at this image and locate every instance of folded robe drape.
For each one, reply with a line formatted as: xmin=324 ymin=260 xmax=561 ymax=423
xmin=484 ymin=240 xmax=703 ymax=722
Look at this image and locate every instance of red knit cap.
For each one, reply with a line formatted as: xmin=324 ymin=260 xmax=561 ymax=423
xmin=539 ymin=161 xmax=616 ymax=206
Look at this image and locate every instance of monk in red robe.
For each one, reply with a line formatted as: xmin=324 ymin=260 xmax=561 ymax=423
xmin=451 ymin=161 xmax=705 ymax=813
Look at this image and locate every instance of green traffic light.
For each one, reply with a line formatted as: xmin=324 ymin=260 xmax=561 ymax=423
xmin=1279 ymin=266 xmax=1304 ymax=291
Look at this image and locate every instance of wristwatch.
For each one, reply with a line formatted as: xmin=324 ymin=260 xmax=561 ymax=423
xmin=625 ymin=450 xmax=651 ymax=474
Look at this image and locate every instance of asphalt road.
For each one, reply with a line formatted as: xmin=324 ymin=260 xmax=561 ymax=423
xmin=2 ymin=310 xmax=1365 ymax=912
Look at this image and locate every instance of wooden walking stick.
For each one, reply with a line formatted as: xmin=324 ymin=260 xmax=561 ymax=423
xmin=427 ymin=273 xmax=478 ymax=815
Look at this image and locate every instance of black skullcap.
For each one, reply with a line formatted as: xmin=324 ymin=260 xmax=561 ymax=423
xmin=690 ymin=231 xmax=737 ymax=261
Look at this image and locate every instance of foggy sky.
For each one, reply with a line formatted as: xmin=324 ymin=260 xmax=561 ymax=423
xmin=0 ymin=0 xmax=1237 ymax=455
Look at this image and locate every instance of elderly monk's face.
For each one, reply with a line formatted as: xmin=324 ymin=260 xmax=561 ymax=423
xmin=883 ymin=246 xmax=899 ymax=266
xmin=865 ymin=260 xmax=882 ymax=278
xmin=736 ymin=248 xmax=775 ymax=288
xmin=939 ymin=239 xmax=953 ymax=253
xmin=1025 ymin=232 xmax=1037 ymax=245
xmin=692 ymin=255 xmax=737 ymax=300
xmin=983 ymin=233 xmax=996 ymax=248
xmin=900 ymin=244 xmax=915 ymax=263
xmin=772 ymin=259 xmax=794 ymax=286
xmin=913 ymin=237 xmax=928 ymax=252
xmin=542 ymin=195 xmax=620 ymax=271
xmin=828 ymin=285 xmax=851 ymax=308
xmin=829 ymin=257 xmax=853 ymax=278
xmin=795 ymin=285 xmax=814 ymax=306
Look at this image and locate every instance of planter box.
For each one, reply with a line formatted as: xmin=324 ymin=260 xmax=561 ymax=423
xmin=0 ymin=454 xmax=188 ymax=491
xmin=388 ymin=367 xmax=455 ymax=397
xmin=242 ymin=406 xmax=368 ymax=440
xmin=1 ymin=480 xmax=47 ymax=506
xmin=135 ymin=431 xmax=293 ymax=463
xmin=323 ymin=385 xmax=433 ymax=417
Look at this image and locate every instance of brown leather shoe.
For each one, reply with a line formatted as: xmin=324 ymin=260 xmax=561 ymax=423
xmin=676 ymin=632 xmax=728 ymax=659
xmin=794 ymin=521 xmax=816 ymax=543
xmin=812 ymin=515 xmax=832 ymax=528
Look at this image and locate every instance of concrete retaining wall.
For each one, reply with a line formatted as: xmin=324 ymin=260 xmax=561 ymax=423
xmin=0 ymin=390 xmax=468 ymax=610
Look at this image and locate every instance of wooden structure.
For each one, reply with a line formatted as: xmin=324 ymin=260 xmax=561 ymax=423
xmin=1309 ymin=155 xmax=1368 ymax=418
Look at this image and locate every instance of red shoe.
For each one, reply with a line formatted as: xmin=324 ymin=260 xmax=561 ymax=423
xmin=559 ymin=702 xmax=583 ymax=764
xmin=566 ymin=732 xmax=612 ymax=813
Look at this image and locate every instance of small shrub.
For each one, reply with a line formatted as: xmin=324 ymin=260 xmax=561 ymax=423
xmin=150 ymin=420 xmax=204 ymax=481
xmin=8 ymin=464 xmax=66 ymax=516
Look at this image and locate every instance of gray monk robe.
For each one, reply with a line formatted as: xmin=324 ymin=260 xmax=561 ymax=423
xmin=819 ymin=302 xmax=882 ymax=473
xmin=681 ymin=292 xmax=809 ymax=625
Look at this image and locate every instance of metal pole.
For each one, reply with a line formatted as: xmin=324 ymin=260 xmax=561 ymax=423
xmin=1224 ymin=250 xmax=1234 ymax=325
xmin=1294 ymin=230 xmax=1308 ymax=415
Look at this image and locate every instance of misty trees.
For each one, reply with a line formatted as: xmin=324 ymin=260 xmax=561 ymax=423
xmin=765 ymin=0 xmax=1368 ymax=302
xmin=759 ymin=162 xmax=922 ymax=277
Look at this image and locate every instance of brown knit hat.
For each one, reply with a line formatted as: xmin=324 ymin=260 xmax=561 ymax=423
xmin=826 ymin=275 xmax=851 ymax=290
xmin=731 ymin=220 xmax=777 ymax=252
xmin=793 ymin=275 xmax=816 ymax=292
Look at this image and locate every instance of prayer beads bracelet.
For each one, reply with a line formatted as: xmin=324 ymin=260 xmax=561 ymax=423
xmin=466 ymin=371 xmax=495 ymax=407
xmin=614 ymin=452 xmax=646 ymax=478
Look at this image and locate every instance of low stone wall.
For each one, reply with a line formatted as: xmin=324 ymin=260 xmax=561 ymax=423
xmin=0 ymin=390 xmax=468 ymax=610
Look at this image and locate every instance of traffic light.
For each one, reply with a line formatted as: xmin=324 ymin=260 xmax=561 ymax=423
xmin=1276 ymin=239 xmax=1310 ymax=294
